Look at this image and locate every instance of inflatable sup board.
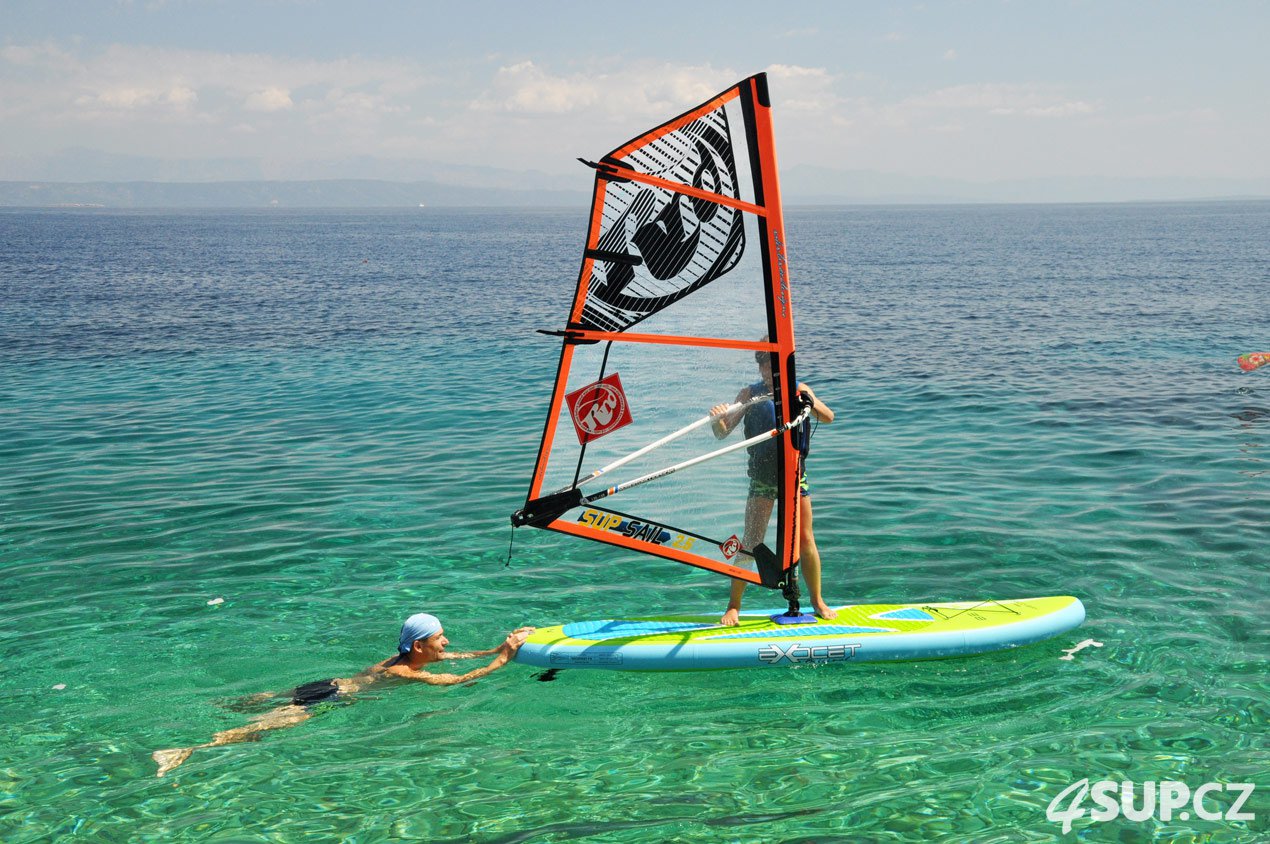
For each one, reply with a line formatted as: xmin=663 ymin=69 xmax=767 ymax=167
xmin=515 ymin=596 xmax=1084 ymax=671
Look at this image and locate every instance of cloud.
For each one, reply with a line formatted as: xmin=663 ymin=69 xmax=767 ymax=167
xmin=453 ymin=61 xmax=850 ymax=171
xmin=765 ymin=64 xmax=844 ymax=114
xmin=244 ymin=86 xmax=293 ymax=112
xmin=9 ymin=44 xmax=1193 ymax=186
xmin=167 ymin=85 xmax=197 ymax=107
xmin=474 ymin=61 xmax=600 ymax=114
xmin=766 ymin=64 xmax=830 ymax=80
xmin=943 ymin=49 xmax=958 ymax=61
xmin=1007 ymin=101 xmax=1095 ymax=118
xmin=74 ymin=83 xmax=198 ymax=112
xmin=1 ymin=42 xmax=78 ymax=70
xmin=0 ymin=40 xmax=435 ymax=159
xmin=469 ymin=60 xmax=740 ymax=119
xmin=5 ymin=42 xmax=426 ymax=119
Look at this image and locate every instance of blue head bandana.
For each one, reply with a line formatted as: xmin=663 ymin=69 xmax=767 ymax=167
xmin=398 ymin=613 xmax=442 ymax=653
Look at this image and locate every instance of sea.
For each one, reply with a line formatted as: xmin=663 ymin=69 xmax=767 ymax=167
xmin=0 ymin=202 xmax=1265 ymax=842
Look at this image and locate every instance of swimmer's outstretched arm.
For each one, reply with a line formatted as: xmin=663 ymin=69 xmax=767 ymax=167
xmin=405 ymin=628 xmax=533 ymax=686
xmin=439 ymin=647 xmax=496 ymax=659
xmin=440 ymin=627 xmax=535 ymax=660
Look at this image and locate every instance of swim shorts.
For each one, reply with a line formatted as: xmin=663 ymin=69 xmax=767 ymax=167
xmin=291 ymin=679 xmax=340 ymax=708
xmin=748 ymin=471 xmax=809 ymax=500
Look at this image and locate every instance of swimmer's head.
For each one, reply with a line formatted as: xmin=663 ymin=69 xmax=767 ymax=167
xmin=398 ymin=612 xmax=443 ymax=653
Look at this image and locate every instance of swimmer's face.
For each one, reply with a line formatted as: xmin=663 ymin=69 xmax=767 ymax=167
xmin=412 ymin=628 xmax=448 ymax=659
xmin=426 ymin=628 xmax=448 ymax=655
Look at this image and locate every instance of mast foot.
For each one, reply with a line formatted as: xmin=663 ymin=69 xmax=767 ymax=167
xmin=769 ymin=561 xmax=816 ymax=625
xmin=770 ymin=610 xmax=817 ymax=625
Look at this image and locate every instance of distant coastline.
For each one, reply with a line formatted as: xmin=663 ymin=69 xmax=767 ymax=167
xmin=2 ymin=178 xmax=1267 ymax=209
xmin=0 ymin=179 xmax=586 ymax=209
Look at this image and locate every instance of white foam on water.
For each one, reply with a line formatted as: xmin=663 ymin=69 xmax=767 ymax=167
xmin=1059 ymin=638 xmax=1104 ymax=660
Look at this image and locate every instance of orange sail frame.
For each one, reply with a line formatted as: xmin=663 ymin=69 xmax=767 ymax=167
xmin=516 ymin=73 xmax=803 ymax=587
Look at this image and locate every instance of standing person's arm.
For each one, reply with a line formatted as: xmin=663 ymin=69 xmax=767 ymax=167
xmin=798 ymin=383 xmax=833 ymax=424
xmin=711 ymin=387 xmax=752 ymax=438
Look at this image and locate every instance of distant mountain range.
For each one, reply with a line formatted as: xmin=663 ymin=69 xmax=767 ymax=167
xmin=2 ymin=171 xmax=1267 ymax=209
xmin=778 ymin=166 xmax=1270 ymax=205
xmin=0 ymin=179 xmax=585 ymax=209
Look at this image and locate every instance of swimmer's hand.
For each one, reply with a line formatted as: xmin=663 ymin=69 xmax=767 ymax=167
xmin=499 ymin=627 xmax=535 ymax=657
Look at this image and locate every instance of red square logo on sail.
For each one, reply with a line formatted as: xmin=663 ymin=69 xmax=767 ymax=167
xmin=720 ymin=535 xmax=741 ymax=560
xmin=565 ymin=373 xmax=633 ymax=444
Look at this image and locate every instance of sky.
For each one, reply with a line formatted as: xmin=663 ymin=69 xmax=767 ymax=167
xmin=2 ymin=1 xmax=1268 ymax=199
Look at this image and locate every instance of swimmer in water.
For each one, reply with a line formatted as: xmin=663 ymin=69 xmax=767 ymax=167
xmin=152 ymin=613 xmax=533 ymax=777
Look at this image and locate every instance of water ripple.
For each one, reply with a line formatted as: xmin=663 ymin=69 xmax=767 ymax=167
xmin=1 ymin=204 xmax=1266 ymax=842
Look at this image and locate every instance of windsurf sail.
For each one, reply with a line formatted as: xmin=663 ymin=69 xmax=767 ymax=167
xmin=512 ymin=73 xmax=808 ymax=592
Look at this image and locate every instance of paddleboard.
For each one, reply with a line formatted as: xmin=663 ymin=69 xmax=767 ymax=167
xmin=515 ymin=596 xmax=1084 ymax=671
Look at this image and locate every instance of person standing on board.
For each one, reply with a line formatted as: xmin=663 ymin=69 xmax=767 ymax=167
xmin=152 ymin=613 xmax=534 ymax=777
xmin=710 ymin=345 xmax=836 ymax=626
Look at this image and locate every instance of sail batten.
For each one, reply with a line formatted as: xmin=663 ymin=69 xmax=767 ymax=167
xmin=587 ymin=164 xmax=767 ymax=217
xmin=513 ymin=72 xmax=803 ymax=587
xmin=557 ymin=331 xmax=778 ymax=352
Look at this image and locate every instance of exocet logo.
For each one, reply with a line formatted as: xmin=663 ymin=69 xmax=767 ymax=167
xmin=758 ymin=642 xmax=860 ymax=665
xmin=1047 ymin=779 xmax=1256 ymax=834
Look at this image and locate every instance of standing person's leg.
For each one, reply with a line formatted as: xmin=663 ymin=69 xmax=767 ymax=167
xmin=722 ymin=495 xmax=775 ymax=626
xmin=799 ymin=494 xmax=837 ymax=620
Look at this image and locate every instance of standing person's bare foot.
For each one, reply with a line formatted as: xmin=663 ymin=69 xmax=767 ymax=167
xmin=812 ymin=600 xmax=838 ymax=620
xmin=720 ymin=607 xmax=741 ymax=626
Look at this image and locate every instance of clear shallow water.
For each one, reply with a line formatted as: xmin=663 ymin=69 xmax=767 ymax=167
xmin=0 ymin=204 xmax=1265 ymax=841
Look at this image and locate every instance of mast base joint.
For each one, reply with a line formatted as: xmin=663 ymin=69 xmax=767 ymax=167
xmin=511 ymin=488 xmax=584 ymax=529
xmin=768 ymin=559 xmax=814 ymax=624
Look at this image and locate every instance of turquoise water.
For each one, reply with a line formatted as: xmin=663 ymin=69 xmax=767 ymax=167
xmin=0 ymin=204 xmax=1265 ymax=841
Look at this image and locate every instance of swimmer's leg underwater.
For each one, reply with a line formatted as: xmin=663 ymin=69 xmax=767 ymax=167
xmin=152 ymin=702 xmax=315 ymax=777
